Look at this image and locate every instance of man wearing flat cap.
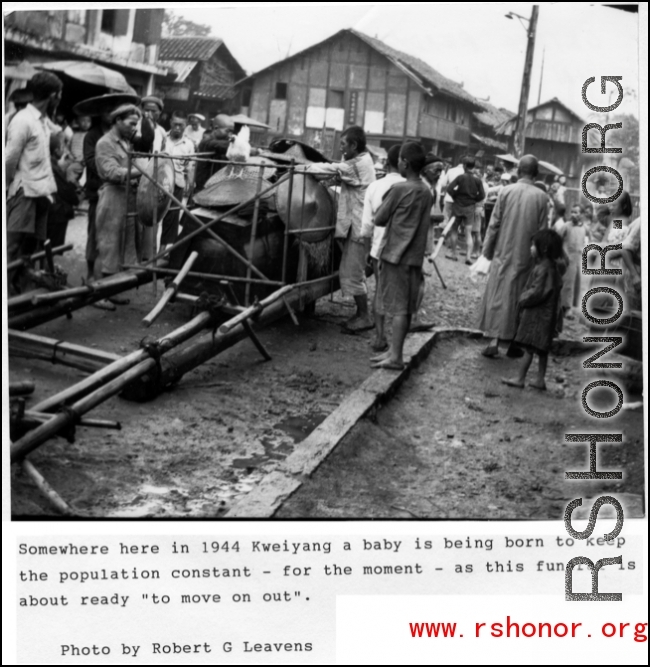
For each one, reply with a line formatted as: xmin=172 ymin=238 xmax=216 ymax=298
xmin=74 ymin=93 xmax=142 ymax=282
xmin=184 ymin=112 xmax=206 ymax=148
xmin=93 ymin=104 xmax=144 ymax=296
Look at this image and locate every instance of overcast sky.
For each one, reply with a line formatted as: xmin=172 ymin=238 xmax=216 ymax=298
xmin=3 ymin=2 xmax=642 ymax=118
xmin=170 ymin=2 xmax=641 ymax=118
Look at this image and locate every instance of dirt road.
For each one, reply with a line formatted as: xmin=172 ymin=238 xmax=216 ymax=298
xmin=9 ymin=211 xmax=644 ymax=518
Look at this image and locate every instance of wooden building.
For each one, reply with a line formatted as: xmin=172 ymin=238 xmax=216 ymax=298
xmin=157 ymin=37 xmax=246 ymax=118
xmin=469 ymin=101 xmax=513 ymax=166
xmin=4 ymin=9 xmax=168 ymax=107
xmin=497 ymin=98 xmax=584 ymax=186
xmin=238 ymin=28 xmax=482 ymax=161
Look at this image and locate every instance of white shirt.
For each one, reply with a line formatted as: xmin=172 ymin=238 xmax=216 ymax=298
xmin=359 ymin=172 xmax=406 ymax=259
xmin=5 ymin=103 xmax=57 ymax=199
xmin=165 ymin=133 xmax=195 ymax=188
xmin=440 ymin=163 xmax=464 ymax=204
xmin=183 ymin=125 xmax=205 ymax=149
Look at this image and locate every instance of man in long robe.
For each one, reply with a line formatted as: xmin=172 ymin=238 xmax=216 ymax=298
xmin=477 ymin=155 xmax=549 ymax=357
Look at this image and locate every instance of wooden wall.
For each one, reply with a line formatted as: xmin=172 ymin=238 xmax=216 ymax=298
xmin=245 ymin=32 xmax=477 ymax=155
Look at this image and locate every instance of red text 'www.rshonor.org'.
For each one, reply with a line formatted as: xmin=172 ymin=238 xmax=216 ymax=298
xmin=409 ymin=619 xmax=647 ymax=641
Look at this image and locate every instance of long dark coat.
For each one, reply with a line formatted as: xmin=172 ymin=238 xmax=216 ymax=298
xmin=477 ymin=178 xmax=549 ymax=340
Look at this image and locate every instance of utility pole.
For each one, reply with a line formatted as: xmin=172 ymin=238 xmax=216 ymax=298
xmin=512 ymin=5 xmax=539 ymax=158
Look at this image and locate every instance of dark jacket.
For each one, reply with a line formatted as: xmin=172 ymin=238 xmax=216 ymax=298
xmin=514 ymin=258 xmax=563 ymax=353
xmin=84 ymin=118 xmax=155 ymax=198
xmin=448 ymin=171 xmax=485 ymax=208
xmin=194 ymin=132 xmax=230 ymax=193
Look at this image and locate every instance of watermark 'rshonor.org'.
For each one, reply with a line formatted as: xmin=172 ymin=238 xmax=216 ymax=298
xmin=564 ymin=76 xmax=628 ymax=602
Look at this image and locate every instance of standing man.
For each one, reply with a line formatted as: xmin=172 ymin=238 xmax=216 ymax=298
xmin=194 ymin=114 xmax=234 ymax=194
xmin=94 ymin=105 xmax=144 ymax=282
xmin=477 ymin=155 xmax=550 ymax=357
xmin=438 ymin=155 xmax=465 ymax=226
xmin=184 ymin=112 xmax=206 ymax=148
xmin=299 ymin=125 xmax=376 ymax=331
xmin=5 ymin=88 xmax=34 ymax=139
xmin=5 ymin=71 xmax=63 ymax=294
xmin=141 ymin=96 xmax=167 ymax=153
xmin=161 ymin=112 xmax=195 ymax=249
xmin=371 ymin=141 xmax=433 ymax=370
xmin=446 ymin=156 xmax=485 ymax=263
xmin=359 ymin=144 xmax=405 ymax=351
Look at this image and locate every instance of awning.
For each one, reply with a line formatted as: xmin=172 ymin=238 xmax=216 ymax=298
xmin=160 ymin=59 xmax=198 ymax=83
xmin=38 ymin=61 xmax=135 ymax=93
xmin=471 ymin=133 xmax=507 ymax=151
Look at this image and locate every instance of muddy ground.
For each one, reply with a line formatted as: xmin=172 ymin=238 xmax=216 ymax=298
xmin=9 ymin=210 xmax=645 ymax=518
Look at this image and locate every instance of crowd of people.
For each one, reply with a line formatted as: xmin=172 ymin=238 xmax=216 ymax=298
xmin=5 ymin=71 xmax=234 ymax=309
xmin=297 ymin=125 xmax=642 ymax=383
xmin=5 ymin=77 xmax=642 ymax=386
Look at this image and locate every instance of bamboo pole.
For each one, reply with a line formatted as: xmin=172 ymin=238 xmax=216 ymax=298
xmin=281 ymin=159 xmax=295 ymax=284
xmin=8 ymin=268 xmax=153 ymax=331
xmin=9 ymin=330 xmax=120 ymax=366
xmin=22 ymin=460 xmax=72 ymax=515
xmin=123 ymin=264 xmax=284 ymax=286
xmin=11 ymin=357 xmax=160 ymax=462
xmin=9 ymin=381 xmax=35 ymax=397
xmin=26 ymin=411 xmax=121 ymax=430
xmin=129 ymin=275 xmax=338 ymax=399
xmin=26 ymin=307 xmax=218 ymax=415
xmin=218 ymin=284 xmax=295 ymax=334
xmin=142 ymin=251 xmax=198 ymax=327
xmin=152 ymin=154 xmax=159 ymax=298
xmin=245 ymin=165 xmax=265 ymax=306
xmin=8 ymin=290 xmax=48 ymax=313
xmin=130 ymin=158 xmax=288 ymax=282
xmin=288 ymin=225 xmax=336 ymax=235
xmin=11 ymin=275 xmax=339 ymax=462
xmin=7 ymin=243 xmax=73 ymax=272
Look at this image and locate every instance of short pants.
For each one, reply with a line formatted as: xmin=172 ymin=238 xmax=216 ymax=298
xmin=380 ymin=261 xmax=422 ymax=316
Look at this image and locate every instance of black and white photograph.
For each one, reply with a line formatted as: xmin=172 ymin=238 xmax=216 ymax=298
xmin=3 ymin=4 xmax=647 ymax=665
xmin=4 ymin=4 xmax=644 ymax=520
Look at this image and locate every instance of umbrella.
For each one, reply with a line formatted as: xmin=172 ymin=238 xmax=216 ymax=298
xmin=228 ymin=113 xmax=271 ymax=129
xmin=496 ymin=154 xmax=564 ymax=176
xmin=4 ymin=60 xmax=38 ymax=81
xmin=73 ymin=93 xmax=140 ymax=117
xmin=38 ymin=61 xmax=135 ymax=93
xmin=538 ymin=160 xmax=564 ymax=176
xmin=496 ymin=153 xmax=519 ymax=166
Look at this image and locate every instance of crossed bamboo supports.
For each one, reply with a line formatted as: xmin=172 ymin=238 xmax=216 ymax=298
xmin=10 ymin=151 xmax=339 ymax=515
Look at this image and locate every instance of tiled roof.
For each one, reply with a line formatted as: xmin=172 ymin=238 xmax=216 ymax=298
xmin=245 ymin=28 xmax=482 ymax=109
xmin=471 ymin=133 xmax=508 ymax=151
xmin=160 ymin=59 xmax=198 ymax=83
xmin=350 ymin=30 xmax=481 ymax=107
xmin=159 ymin=37 xmax=224 ymax=61
xmin=195 ymin=83 xmax=237 ymax=100
xmin=473 ymin=101 xmax=515 ymax=128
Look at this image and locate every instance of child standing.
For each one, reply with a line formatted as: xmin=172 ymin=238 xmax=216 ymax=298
xmin=501 ymin=228 xmax=564 ymax=391
xmin=371 ymin=141 xmax=433 ymax=370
